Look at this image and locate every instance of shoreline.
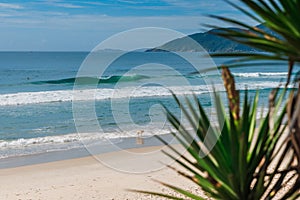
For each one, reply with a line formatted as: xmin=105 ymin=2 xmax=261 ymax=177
xmin=0 ymin=133 xmax=178 ymax=169
xmin=0 ymin=127 xmax=290 ymax=199
xmin=0 ymin=143 xmax=203 ymax=200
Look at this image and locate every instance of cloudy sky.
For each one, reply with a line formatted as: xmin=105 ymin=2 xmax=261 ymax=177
xmin=0 ymin=0 xmax=256 ymax=51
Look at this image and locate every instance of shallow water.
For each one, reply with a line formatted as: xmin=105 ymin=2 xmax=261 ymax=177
xmin=0 ymin=51 xmax=292 ymax=159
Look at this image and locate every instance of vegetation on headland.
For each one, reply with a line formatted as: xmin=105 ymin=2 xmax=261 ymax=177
xmin=147 ymin=24 xmax=277 ymax=53
xmin=134 ymin=0 xmax=300 ymax=199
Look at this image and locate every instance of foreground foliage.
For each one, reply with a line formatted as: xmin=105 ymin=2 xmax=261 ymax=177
xmin=133 ymin=0 xmax=300 ymax=198
xmin=208 ymin=0 xmax=300 ymax=85
xmin=133 ymin=68 xmax=298 ymax=199
xmin=209 ymin=0 xmax=300 ymax=196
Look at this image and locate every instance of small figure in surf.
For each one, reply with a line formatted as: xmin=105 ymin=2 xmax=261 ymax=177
xmin=136 ymin=130 xmax=144 ymax=145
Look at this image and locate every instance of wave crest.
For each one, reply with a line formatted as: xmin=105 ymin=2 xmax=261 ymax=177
xmin=0 ymin=81 xmax=292 ymax=106
xmin=232 ymin=72 xmax=288 ymax=78
xmin=30 ymin=74 xmax=150 ymax=85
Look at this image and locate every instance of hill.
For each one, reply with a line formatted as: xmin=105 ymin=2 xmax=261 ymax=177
xmin=147 ymin=24 xmax=276 ymax=53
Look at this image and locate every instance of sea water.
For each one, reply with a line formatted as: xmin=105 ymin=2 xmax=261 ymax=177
xmin=0 ymin=51 xmax=292 ymax=160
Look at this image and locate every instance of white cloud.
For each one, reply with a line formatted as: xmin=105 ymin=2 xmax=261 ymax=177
xmin=48 ymin=2 xmax=84 ymax=9
xmin=0 ymin=3 xmax=23 ymax=9
xmin=0 ymin=13 xmax=12 ymax=17
xmin=82 ymin=2 xmax=108 ymax=6
xmin=163 ymin=0 xmax=197 ymax=8
xmin=117 ymin=0 xmax=142 ymax=4
xmin=0 ymin=11 xmax=256 ymax=31
xmin=161 ymin=0 xmax=240 ymax=13
xmin=0 ymin=0 xmax=257 ymax=51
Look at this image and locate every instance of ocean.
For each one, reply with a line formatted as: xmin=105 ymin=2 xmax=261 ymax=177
xmin=0 ymin=51 xmax=292 ymax=163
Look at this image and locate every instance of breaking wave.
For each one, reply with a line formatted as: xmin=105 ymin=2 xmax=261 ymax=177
xmin=30 ymin=74 xmax=150 ymax=85
xmin=232 ymin=72 xmax=288 ymax=78
xmin=0 ymin=81 xmax=290 ymax=106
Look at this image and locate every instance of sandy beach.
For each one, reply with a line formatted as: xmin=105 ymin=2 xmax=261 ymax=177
xmin=0 ymin=130 xmax=292 ymax=200
xmin=0 ymin=145 xmax=204 ymax=200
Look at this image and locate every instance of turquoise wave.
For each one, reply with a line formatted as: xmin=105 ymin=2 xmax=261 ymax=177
xmin=30 ymin=74 xmax=150 ymax=85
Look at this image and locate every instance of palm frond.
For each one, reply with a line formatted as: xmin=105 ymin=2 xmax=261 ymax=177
xmin=207 ymin=0 xmax=300 ymax=84
xmin=134 ymin=68 xmax=296 ymax=199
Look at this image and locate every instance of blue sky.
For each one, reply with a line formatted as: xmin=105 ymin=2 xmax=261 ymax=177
xmin=0 ymin=0 xmax=256 ymax=51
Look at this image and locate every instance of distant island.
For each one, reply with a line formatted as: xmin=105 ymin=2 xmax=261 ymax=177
xmin=147 ymin=24 xmax=277 ymax=53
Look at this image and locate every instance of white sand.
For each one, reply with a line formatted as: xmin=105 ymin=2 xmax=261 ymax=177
xmin=0 ymin=130 xmax=292 ymax=199
xmin=0 ymin=146 xmax=204 ymax=200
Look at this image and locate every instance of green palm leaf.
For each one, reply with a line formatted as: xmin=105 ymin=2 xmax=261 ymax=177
xmin=207 ymin=0 xmax=300 ymax=84
xmin=133 ymin=69 xmax=297 ymax=199
xmin=131 ymin=1 xmax=300 ymax=198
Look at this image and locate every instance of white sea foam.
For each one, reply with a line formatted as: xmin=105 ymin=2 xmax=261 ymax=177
xmin=0 ymin=81 xmax=289 ymax=106
xmin=0 ymin=129 xmax=171 ymax=148
xmin=0 ymin=134 xmax=81 ymax=148
xmin=0 ymin=105 xmax=274 ymax=159
xmin=0 ymin=86 xmax=209 ymax=106
xmin=233 ymin=72 xmax=288 ymax=78
xmin=0 ymin=128 xmax=172 ymax=159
